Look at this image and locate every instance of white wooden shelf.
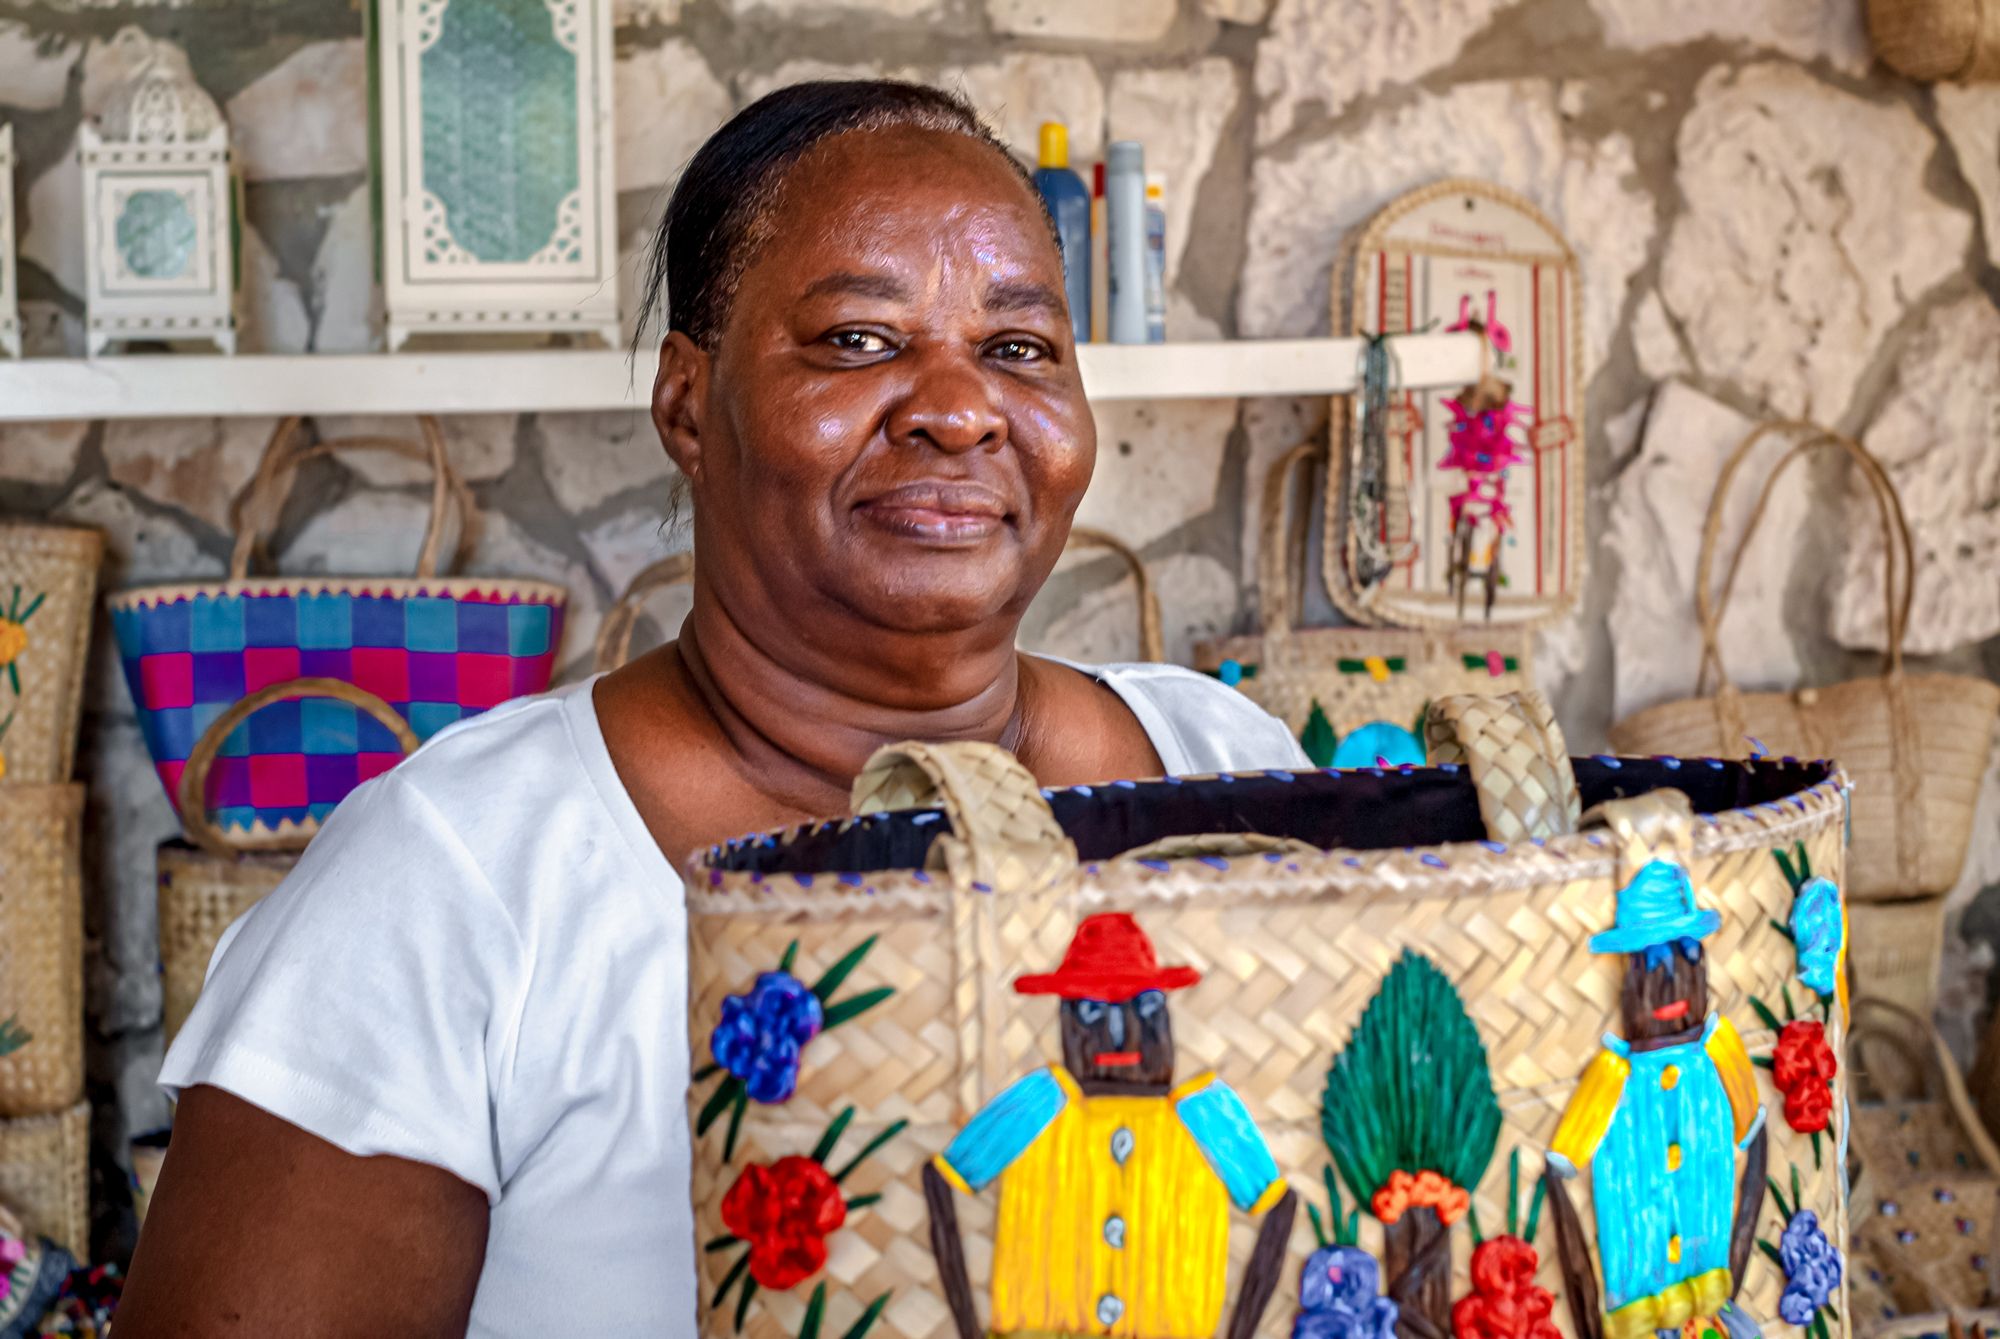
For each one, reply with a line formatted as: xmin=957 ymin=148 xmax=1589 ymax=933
xmin=0 ymin=333 xmax=1481 ymax=422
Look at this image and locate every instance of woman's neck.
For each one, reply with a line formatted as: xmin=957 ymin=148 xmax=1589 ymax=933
xmin=675 ymin=578 xmax=1031 ymax=815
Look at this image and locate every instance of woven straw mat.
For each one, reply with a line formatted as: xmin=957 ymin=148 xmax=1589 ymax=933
xmin=0 ymin=784 xmax=84 ymax=1117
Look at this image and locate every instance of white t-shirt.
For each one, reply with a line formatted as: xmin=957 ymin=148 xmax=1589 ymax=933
xmin=159 ymin=662 xmax=1307 ymax=1335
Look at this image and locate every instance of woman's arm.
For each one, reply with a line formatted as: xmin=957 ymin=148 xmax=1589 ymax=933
xmin=116 ymin=1086 xmax=490 ymax=1338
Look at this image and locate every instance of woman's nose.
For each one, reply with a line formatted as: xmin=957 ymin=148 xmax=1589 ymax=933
xmin=888 ymin=350 xmax=1006 ymax=454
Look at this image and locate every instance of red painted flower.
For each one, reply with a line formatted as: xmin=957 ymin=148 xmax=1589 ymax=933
xmin=720 ymin=1155 xmax=848 ymax=1291
xmin=1772 ymin=1020 xmax=1838 ymax=1134
xmin=1452 ymin=1236 xmax=1559 ymax=1339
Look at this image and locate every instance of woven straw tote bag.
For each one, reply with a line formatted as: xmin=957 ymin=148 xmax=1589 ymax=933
xmin=0 ymin=1100 xmax=89 ymax=1257
xmin=1847 ymin=897 xmax=1953 ymax=1022
xmin=0 ymin=783 xmax=83 ymax=1118
xmin=1608 ymin=423 xmax=2000 ymax=902
xmin=682 ymin=692 xmax=1849 ymax=1339
xmin=0 ymin=522 xmax=101 ymax=784
xmin=1867 ymin=0 xmax=2000 ymax=79
xmin=1845 ymin=997 xmax=2000 ymax=1328
xmin=1196 ymin=442 xmax=1533 ymax=765
xmin=107 ymin=417 xmax=568 ymax=855
xmin=156 ymin=841 xmax=298 ymax=1046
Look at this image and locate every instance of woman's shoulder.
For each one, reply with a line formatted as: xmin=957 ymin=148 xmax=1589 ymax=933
xmin=1063 ymin=659 xmax=1308 ymax=777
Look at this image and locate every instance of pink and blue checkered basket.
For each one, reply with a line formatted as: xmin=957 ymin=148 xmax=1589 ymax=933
xmin=106 ymin=418 xmax=567 ymax=853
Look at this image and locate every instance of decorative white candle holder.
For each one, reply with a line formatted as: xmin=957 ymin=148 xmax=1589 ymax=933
xmin=0 ymin=125 xmax=21 ymax=360
xmin=79 ymin=28 xmax=237 ymax=357
xmin=371 ymin=0 xmax=620 ymax=352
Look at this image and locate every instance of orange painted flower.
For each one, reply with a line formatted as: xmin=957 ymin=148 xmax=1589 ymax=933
xmin=0 ymin=619 xmax=25 ymax=670
xmin=1372 ymin=1169 xmax=1472 ymax=1225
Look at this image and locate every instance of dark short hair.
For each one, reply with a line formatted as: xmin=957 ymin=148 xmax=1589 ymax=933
xmin=635 ymin=79 xmax=1043 ymax=350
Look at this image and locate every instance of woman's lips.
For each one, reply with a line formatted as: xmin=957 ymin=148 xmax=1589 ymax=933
xmin=855 ymin=482 xmax=1011 ymax=543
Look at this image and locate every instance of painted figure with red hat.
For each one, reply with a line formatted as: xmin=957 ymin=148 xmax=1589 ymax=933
xmin=923 ymin=913 xmax=1298 ymax=1339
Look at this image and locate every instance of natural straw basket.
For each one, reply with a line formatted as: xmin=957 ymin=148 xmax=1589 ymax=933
xmin=1867 ymin=0 xmax=2000 ymax=80
xmin=1609 ymin=423 xmax=2000 ymax=901
xmin=683 ymin=694 xmax=1849 ymax=1339
xmin=0 ymin=783 xmax=84 ymax=1118
xmin=1195 ymin=443 xmax=1533 ymax=761
xmin=1847 ymin=897 xmax=1953 ymax=1022
xmin=157 ymin=841 xmax=298 ymax=1046
xmin=593 ymin=552 xmax=693 ymax=673
xmin=0 ymin=1100 xmax=89 ymax=1257
xmin=1057 ymin=525 xmax=1165 ymax=663
xmin=0 ymin=523 xmax=102 ymax=785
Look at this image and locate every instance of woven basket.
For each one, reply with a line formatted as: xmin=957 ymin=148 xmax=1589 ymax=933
xmin=0 ymin=783 xmax=84 ymax=1118
xmin=684 ymin=694 xmax=1849 ymax=1339
xmin=1867 ymin=0 xmax=2000 ymax=80
xmin=0 ymin=523 xmax=102 ymax=785
xmin=1848 ymin=897 xmax=1951 ymax=1022
xmin=1609 ymin=423 xmax=2000 ymax=901
xmin=594 ymin=552 xmax=693 ymax=673
xmin=1196 ymin=443 xmax=1533 ymax=765
xmin=0 ymin=1100 xmax=89 ymax=1258
xmin=1847 ymin=998 xmax=2000 ymax=1327
xmin=156 ymin=841 xmax=297 ymax=1046
xmin=106 ymin=417 xmax=567 ymax=854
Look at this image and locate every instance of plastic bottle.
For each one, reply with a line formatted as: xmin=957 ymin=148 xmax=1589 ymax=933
xmin=1031 ymin=122 xmax=1091 ymax=344
xmin=1143 ymin=172 xmax=1167 ymax=343
xmin=1089 ymin=162 xmax=1109 ymax=343
xmin=1105 ymin=140 xmax=1147 ymax=344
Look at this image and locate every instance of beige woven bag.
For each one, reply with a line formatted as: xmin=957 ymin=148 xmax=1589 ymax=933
xmin=157 ymin=842 xmax=299 ymax=1046
xmin=0 ymin=783 xmax=83 ymax=1118
xmin=684 ymin=694 xmax=1848 ymax=1339
xmin=1196 ymin=443 xmax=1533 ymax=763
xmin=0 ymin=522 xmax=101 ymax=785
xmin=0 ymin=1100 xmax=89 ymax=1257
xmin=1867 ymin=0 xmax=2000 ymax=79
xmin=1609 ymin=423 xmax=2000 ymax=901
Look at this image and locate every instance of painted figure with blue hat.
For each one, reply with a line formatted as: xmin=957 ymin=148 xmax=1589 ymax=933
xmin=1542 ymin=857 xmax=1768 ymax=1339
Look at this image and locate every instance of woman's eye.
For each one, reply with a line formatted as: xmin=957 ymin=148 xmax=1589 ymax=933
xmin=988 ymin=338 xmax=1047 ymax=363
xmin=828 ymin=330 xmax=890 ymax=354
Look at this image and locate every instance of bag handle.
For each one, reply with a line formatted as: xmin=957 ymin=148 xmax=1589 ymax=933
xmin=1064 ymin=527 xmax=1164 ymax=663
xmin=1581 ymin=788 xmax=1695 ymax=881
xmin=226 ymin=416 xmax=474 ymax=582
xmin=849 ymin=740 xmax=1076 ymax=895
xmin=1424 ymin=690 xmax=1580 ymax=841
xmin=1256 ymin=441 xmax=1321 ymax=642
xmin=177 ymin=678 xmax=421 ymax=858
xmin=1694 ymin=421 xmax=1914 ymax=696
xmin=1847 ymin=994 xmax=2000 ymax=1178
xmin=593 ymin=552 xmax=694 ymax=673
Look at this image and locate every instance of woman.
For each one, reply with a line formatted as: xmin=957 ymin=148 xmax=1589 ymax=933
xmin=119 ymin=81 xmax=1306 ymax=1335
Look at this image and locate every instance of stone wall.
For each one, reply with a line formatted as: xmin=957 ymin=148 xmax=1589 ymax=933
xmin=3 ymin=0 xmax=1999 ymax=1256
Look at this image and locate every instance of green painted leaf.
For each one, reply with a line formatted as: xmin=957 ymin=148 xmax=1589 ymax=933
xmin=845 ymin=1193 xmax=882 ymax=1212
xmin=812 ymin=935 xmax=879 ymax=1003
xmin=1307 ymin=1202 xmax=1329 ymax=1249
xmin=723 ymin=1090 xmax=749 ymax=1163
xmin=800 ymin=1284 xmax=828 ymax=1339
xmin=733 ymin=1275 xmax=758 ymax=1333
xmin=697 ymin=1076 xmax=742 ymax=1137
xmin=833 ymin=1118 xmax=908 ymax=1184
xmin=839 ymin=1292 xmax=893 ymax=1339
xmin=1300 ymin=701 xmax=1338 ymax=769
xmin=705 ymin=1234 xmax=740 ymax=1253
xmin=1749 ymin=997 xmax=1784 ymax=1034
xmin=779 ymin=940 xmax=799 ymax=975
xmin=1524 ymin=1174 xmax=1546 ymax=1246
xmin=823 ymin=987 xmax=894 ymax=1030
xmin=811 ymin=1107 xmax=857 ymax=1166
xmin=694 ymin=1062 xmax=722 ymax=1082
xmin=710 ymin=1251 xmax=751 ymax=1311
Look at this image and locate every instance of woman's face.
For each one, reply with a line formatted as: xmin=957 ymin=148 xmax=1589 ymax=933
xmin=669 ymin=124 xmax=1095 ymax=640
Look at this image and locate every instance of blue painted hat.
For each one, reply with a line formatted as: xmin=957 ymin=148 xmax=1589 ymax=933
xmin=1589 ymin=859 xmax=1722 ymax=955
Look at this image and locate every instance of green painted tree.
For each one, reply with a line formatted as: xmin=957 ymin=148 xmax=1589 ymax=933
xmin=1323 ymin=951 xmax=1501 ymax=1339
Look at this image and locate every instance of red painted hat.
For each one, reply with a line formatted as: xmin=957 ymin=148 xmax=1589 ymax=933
xmin=1013 ymin=913 xmax=1202 ymax=1003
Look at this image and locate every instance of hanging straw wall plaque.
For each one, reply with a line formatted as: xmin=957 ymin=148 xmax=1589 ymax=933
xmin=1329 ymin=179 xmax=1585 ymax=631
xmin=79 ymin=27 xmax=237 ymax=356
xmin=369 ymin=0 xmax=620 ymax=350
xmin=0 ymin=125 xmax=18 ymax=360
xmin=683 ymin=693 xmax=1849 ymax=1339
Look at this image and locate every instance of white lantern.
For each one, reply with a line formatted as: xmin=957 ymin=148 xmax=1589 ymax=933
xmin=0 ymin=125 xmax=19 ymax=360
xmin=371 ymin=0 xmax=620 ymax=351
xmin=79 ymin=28 xmax=237 ymax=357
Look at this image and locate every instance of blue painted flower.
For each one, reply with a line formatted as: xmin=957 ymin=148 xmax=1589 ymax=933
xmin=1294 ymin=1245 xmax=1399 ymax=1339
xmin=711 ymin=972 xmax=825 ymax=1104
xmin=1777 ymin=1209 xmax=1842 ymax=1326
xmin=1330 ymin=722 xmax=1425 ymax=771
xmin=1790 ymin=877 xmax=1844 ymax=999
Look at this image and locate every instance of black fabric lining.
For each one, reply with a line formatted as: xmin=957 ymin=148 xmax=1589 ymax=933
xmin=710 ymin=757 xmax=1836 ymax=876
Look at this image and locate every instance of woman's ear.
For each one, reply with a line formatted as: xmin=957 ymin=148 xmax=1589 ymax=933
xmin=652 ymin=330 xmax=709 ymax=483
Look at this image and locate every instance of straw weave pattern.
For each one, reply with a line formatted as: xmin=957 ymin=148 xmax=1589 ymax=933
xmin=0 ymin=784 xmax=83 ymax=1118
xmin=688 ymin=769 xmax=1847 ymax=1339
xmin=157 ymin=844 xmax=297 ymax=1045
xmin=0 ymin=524 xmax=101 ymax=785
xmin=1426 ymin=691 xmax=1582 ymax=841
xmin=0 ymin=1101 xmax=89 ymax=1257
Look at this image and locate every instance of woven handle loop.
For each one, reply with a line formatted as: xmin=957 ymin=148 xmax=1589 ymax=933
xmin=1694 ymin=421 xmax=1914 ymax=697
xmin=1064 ymin=527 xmax=1164 ymax=663
xmin=1257 ymin=441 xmax=1321 ymax=641
xmin=1581 ymin=789 xmax=1695 ymax=884
xmin=178 ymin=678 xmax=421 ymax=858
xmin=1424 ymin=690 xmax=1580 ymax=842
xmin=593 ymin=552 xmax=694 ymax=672
xmin=227 ymin=416 xmax=473 ymax=582
xmin=850 ymin=740 xmax=1077 ymax=895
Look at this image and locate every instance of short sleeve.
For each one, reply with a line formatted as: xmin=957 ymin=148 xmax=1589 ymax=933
xmin=158 ymin=771 xmax=527 ymax=1204
xmin=1705 ymin=1015 xmax=1761 ymax=1142
xmin=1174 ymin=1074 xmax=1284 ymax=1213
xmin=936 ymin=1067 xmax=1069 ymax=1194
xmin=1549 ymin=1049 xmax=1630 ymax=1170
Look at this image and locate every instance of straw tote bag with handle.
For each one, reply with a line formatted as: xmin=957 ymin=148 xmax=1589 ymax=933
xmin=1609 ymin=423 xmax=2000 ymax=901
xmin=1196 ymin=442 xmax=1533 ymax=766
xmin=0 ymin=522 xmax=101 ymax=785
xmin=107 ymin=417 xmax=569 ymax=854
xmin=0 ymin=784 xmax=83 ymax=1118
xmin=682 ymin=691 xmax=1849 ymax=1339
